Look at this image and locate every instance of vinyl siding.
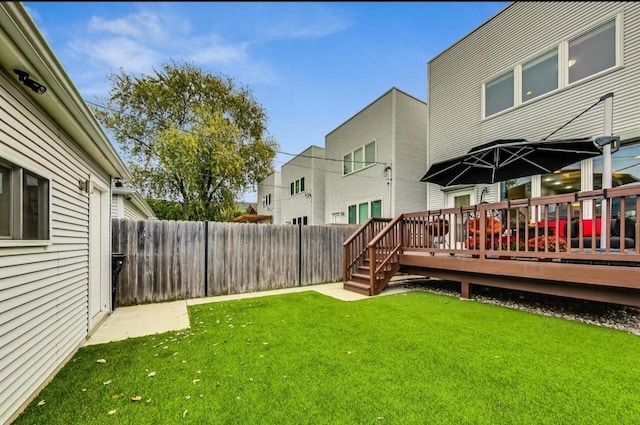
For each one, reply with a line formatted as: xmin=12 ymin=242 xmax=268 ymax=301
xmin=111 ymin=195 xmax=124 ymax=218
xmin=0 ymin=70 xmax=111 ymax=424
xmin=325 ymin=90 xmax=394 ymax=222
xmin=310 ymin=146 xmax=326 ymax=225
xmin=257 ymin=172 xmax=281 ymax=223
xmin=123 ymin=199 xmax=147 ymax=220
xmin=281 ymin=146 xmax=324 ymax=225
xmin=428 ymin=2 xmax=640 ymax=208
xmin=393 ymin=90 xmax=429 ymax=214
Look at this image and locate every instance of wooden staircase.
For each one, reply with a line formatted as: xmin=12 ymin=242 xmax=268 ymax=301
xmin=343 ymin=216 xmax=404 ymax=296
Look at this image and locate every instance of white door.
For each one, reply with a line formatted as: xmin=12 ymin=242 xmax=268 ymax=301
xmin=89 ymin=186 xmax=109 ymax=329
xmin=446 ymin=189 xmax=475 ymax=249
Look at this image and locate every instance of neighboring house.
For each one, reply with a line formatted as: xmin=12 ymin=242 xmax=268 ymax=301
xmin=324 ymin=87 xmax=428 ymax=224
xmin=280 ymin=145 xmax=325 ymax=225
xmin=256 ymin=171 xmax=281 ymax=224
xmin=0 ymin=3 xmax=131 ymax=424
xmin=111 ymin=186 xmax=157 ymax=220
xmin=426 ymin=2 xmax=640 ymax=212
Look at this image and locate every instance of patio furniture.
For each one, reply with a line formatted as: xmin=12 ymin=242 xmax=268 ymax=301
xmin=466 ymin=216 xmax=503 ymax=249
xmin=563 ymin=217 xmax=636 ymax=249
xmin=427 ymin=218 xmax=450 ymax=249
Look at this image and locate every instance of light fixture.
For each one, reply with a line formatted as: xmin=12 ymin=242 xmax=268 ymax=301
xmin=568 ymin=59 xmax=577 ymax=67
xmin=79 ymin=179 xmax=94 ymax=194
xmin=13 ymin=69 xmax=47 ymax=94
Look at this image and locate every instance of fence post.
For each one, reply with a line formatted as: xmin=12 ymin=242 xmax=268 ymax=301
xmin=204 ymin=221 xmax=209 ymax=297
xmin=298 ymin=223 xmax=302 ymax=286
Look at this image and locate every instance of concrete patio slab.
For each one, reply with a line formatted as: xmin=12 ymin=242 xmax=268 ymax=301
xmin=84 ymin=300 xmax=190 ymax=346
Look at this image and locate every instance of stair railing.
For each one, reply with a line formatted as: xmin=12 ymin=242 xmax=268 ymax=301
xmin=343 ymin=218 xmax=392 ymax=283
xmin=367 ymin=214 xmax=405 ymax=294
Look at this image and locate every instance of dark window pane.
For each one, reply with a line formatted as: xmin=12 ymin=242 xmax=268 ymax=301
xmin=22 ymin=171 xmax=49 ymax=240
xmin=569 ymin=19 xmax=616 ymax=83
xmin=485 ymin=70 xmax=514 ymax=116
xmin=0 ymin=164 xmax=11 ymax=237
xmin=522 ymin=49 xmax=558 ymax=101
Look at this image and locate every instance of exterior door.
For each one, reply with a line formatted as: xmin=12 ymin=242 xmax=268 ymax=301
xmin=88 ymin=185 xmax=109 ymax=329
xmin=446 ymin=189 xmax=475 ymax=248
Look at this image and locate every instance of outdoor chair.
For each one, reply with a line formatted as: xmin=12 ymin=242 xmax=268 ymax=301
xmin=427 ymin=218 xmax=450 ymax=249
xmin=563 ymin=217 xmax=636 ymax=249
xmin=466 ymin=216 xmax=503 ymax=249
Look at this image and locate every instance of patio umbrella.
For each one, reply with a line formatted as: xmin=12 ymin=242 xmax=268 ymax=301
xmin=420 ymin=137 xmax=602 ymax=187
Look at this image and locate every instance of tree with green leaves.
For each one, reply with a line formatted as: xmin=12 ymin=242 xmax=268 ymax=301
xmin=92 ymin=61 xmax=277 ymax=221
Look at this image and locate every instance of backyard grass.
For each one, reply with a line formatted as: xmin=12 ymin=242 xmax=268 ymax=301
xmin=13 ymin=290 xmax=640 ymax=424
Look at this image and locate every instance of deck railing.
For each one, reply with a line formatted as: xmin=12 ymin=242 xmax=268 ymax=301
xmin=343 ymin=217 xmax=392 ymax=283
xmin=405 ymin=185 xmax=640 ymax=263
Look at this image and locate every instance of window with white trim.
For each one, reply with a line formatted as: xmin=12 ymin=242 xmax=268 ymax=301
xmin=483 ymin=16 xmax=619 ymax=119
xmin=343 ymin=141 xmax=376 ymax=175
xmin=0 ymin=158 xmax=50 ymax=241
xmin=522 ymin=49 xmax=558 ymax=102
xmin=485 ymin=70 xmax=514 ymax=117
xmin=568 ymin=18 xmax=616 ymax=84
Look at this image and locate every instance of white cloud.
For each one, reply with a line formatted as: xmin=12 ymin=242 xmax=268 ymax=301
xmin=87 ymin=11 xmax=168 ymax=42
xmin=262 ymin=6 xmax=352 ymax=39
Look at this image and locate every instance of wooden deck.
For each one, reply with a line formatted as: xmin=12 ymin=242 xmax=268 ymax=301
xmin=343 ymin=185 xmax=640 ymax=307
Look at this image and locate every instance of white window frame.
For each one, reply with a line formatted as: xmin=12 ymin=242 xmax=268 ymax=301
xmin=482 ymin=12 xmax=622 ymax=120
xmin=0 ymin=155 xmax=52 ymax=247
xmin=343 ymin=140 xmax=377 ymax=176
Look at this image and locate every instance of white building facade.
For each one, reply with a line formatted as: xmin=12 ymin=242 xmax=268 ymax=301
xmin=256 ymin=171 xmax=282 ymax=224
xmin=280 ymin=145 xmax=325 ymax=225
xmin=427 ymin=2 xmax=640 ymax=211
xmin=325 ymin=87 xmax=428 ymax=224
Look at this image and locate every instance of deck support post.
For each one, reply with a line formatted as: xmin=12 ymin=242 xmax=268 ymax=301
xmin=460 ymin=281 xmax=471 ymax=299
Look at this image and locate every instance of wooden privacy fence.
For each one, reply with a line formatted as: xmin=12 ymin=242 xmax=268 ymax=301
xmin=111 ymin=219 xmax=358 ymax=307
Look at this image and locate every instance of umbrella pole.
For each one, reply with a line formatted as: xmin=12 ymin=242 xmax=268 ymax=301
xmin=600 ymin=94 xmax=613 ymax=250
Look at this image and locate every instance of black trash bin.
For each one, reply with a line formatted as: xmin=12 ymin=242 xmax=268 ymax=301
xmin=111 ymin=253 xmax=127 ymax=310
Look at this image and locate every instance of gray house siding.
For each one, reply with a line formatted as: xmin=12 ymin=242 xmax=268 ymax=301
xmin=257 ymin=172 xmax=281 ymax=224
xmin=428 ymin=2 xmax=640 ymax=208
xmin=393 ymin=90 xmax=429 ymax=214
xmin=325 ymin=91 xmax=394 ymax=223
xmin=281 ymin=145 xmax=325 ymax=225
xmin=0 ymin=71 xmax=112 ymax=425
xmin=325 ymin=88 xmax=428 ymax=223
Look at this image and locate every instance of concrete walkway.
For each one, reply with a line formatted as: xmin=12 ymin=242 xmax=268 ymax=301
xmin=84 ymin=276 xmax=425 ymax=346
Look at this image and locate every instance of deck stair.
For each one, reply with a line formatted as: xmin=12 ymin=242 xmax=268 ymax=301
xmin=343 ymin=216 xmax=404 ymax=296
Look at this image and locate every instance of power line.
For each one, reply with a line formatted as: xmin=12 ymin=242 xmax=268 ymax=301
xmin=86 ymin=99 xmax=390 ymax=166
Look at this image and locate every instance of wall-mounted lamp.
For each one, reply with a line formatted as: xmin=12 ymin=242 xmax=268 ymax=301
xmin=114 ymin=178 xmax=124 ymax=188
xmin=13 ymin=69 xmax=47 ymax=95
xmin=79 ymin=179 xmax=94 ymax=194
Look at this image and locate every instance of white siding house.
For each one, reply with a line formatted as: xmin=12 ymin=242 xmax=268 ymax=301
xmin=427 ymin=2 xmax=640 ymax=210
xmin=280 ymin=145 xmax=325 ymax=225
xmin=0 ymin=4 xmax=131 ymax=423
xmin=111 ymin=187 xmax=157 ymax=220
xmin=325 ymin=87 xmax=428 ymax=224
xmin=256 ymin=171 xmax=282 ymax=224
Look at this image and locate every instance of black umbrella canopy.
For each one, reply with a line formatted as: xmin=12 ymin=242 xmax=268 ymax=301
xmin=420 ymin=138 xmax=602 ymax=187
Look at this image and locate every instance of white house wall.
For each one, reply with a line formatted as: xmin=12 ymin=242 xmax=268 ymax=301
xmin=325 ymin=91 xmax=394 ymax=222
xmin=311 ymin=146 xmax=326 ymax=225
xmin=428 ymin=2 xmax=640 ymax=208
xmin=257 ymin=172 xmax=281 ymax=224
xmin=393 ymin=89 xmax=429 ymax=214
xmin=123 ymin=198 xmax=147 ymax=220
xmin=111 ymin=195 xmax=124 ymax=218
xmin=281 ymin=145 xmax=324 ymax=225
xmin=0 ymin=71 xmax=112 ymax=424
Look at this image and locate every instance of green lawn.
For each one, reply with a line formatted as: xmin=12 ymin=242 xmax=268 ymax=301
xmin=14 ymin=291 xmax=640 ymax=424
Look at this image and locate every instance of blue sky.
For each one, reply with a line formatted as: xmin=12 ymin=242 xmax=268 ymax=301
xmin=24 ymin=1 xmax=509 ymax=201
